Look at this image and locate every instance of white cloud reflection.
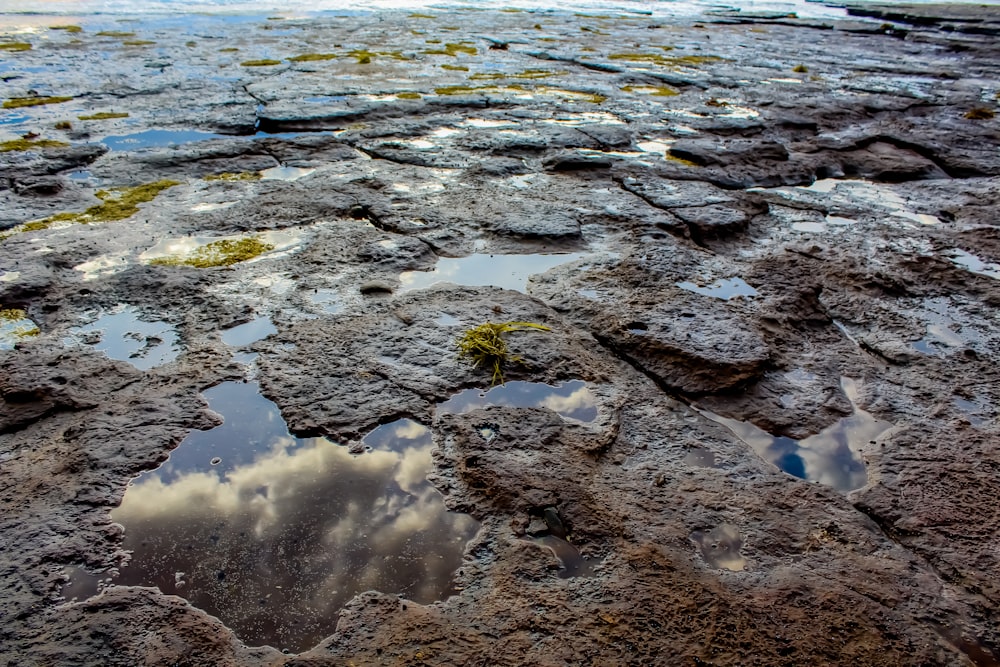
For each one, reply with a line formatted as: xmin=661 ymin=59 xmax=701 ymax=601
xmin=111 ymin=386 xmax=478 ymax=653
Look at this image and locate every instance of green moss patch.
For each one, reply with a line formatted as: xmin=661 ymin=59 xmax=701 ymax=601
xmin=219 ymin=47 xmax=239 ymax=52
xmin=122 ymin=40 xmax=156 ymax=46
xmin=0 ymin=308 xmax=28 ymax=322
xmin=441 ymin=64 xmax=469 ymax=71
xmin=457 ymin=321 xmax=551 ymax=385
xmin=609 ymin=53 xmax=723 ymax=67
xmin=78 ymin=111 xmax=130 ymax=120
xmin=204 ymin=171 xmax=261 ymax=181
xmin=96 ymin=31 xmax=136 ymax=38
xmin=241 ymin=59 xmax=282 ymax=67
xmin=50 ymin=25 xmax=83 ymax=33
xmin=347 ymin=49 xmax=409 ymax=64
xmin=54 ymin=121 xmax=72 ymax=130
xmin=425 ymin=42 xmax=477 ymax=57
xmin=0 ymin=138 xmax=70 ymax=153
xmin=288 ymin=52 xmax=338 ymax=62
xmin=4 ymin=96 xmax=73 ymax=109
xmin=409 ymin=13 xmax=437 ymax=18
xmin=396 ymin=92 xmax=422 ymax=100
xmin=793 ymin=64 xmax=809 ymax=73
xmin=6 ymin=180 xmax=180 ymax=238
xmin=0 ymin=42 xmax=31 ymax=51
xmin=149 ymin=236 xmax=274 ymax=268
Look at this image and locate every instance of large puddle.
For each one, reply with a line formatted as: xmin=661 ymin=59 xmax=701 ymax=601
xmin=398 ymin=253 xmax=586 ymax=293
xmin=703 ymin=378 xmax=892 ymax=492
xmin=111 ymin=382 xmax=478 ymax=653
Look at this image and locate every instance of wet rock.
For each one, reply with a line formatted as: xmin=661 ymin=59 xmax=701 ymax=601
xmin=672 ymin=203 xmax=753 ymax=238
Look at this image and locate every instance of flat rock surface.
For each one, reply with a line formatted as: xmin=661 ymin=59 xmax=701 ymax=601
xmin=1 ymin=4 xmax=999 ymax=666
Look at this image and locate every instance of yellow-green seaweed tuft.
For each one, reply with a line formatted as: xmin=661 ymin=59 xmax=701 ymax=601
xmin=3 ymin=96 xmax=73 ymax=109
xmin=456 ymin=321 xmax=551 ymax=385
xmin=0 ymin=42 xmax=31 ymax=51
xmin=241 ymin=59 xmax=282 ymax=67
xmin=204 ymin=171 xmax=261 ymax=182
xmin=0 ymin=138 xmax=70 ymax=152
xmin=78 ymin=112 xmax=130 ymax=120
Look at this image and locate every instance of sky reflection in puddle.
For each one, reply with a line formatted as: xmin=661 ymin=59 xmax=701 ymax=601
xmin=111 ymin=382 xmax=478 ymax=653
xmin=691 ymin=524 xmax=746 ymax=571
xmin=65 ymin=306 xmax=179 ymax=370
xmin=221 ymin=316 xmax=276 ymax=347
xmin=948 ymin=249 xmax=1000 ymax=280
xmin=102 ymin=129 xmax=230 ymax=151
xmin=437 ymin=380 xmax=598 ymax=423
xmin=398 ymin=253 xmax=586 ymax=293
xmin=703 ymin=378 xmax=892 ymax=492
xmin=676 ymin=277 xmax=757 ymax=300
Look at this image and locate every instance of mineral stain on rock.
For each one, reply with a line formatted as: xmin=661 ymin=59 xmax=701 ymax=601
xmin=111 ymin=382 xmax=479 ymax=653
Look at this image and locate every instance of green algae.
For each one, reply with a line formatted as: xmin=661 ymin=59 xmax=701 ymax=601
xmin=396 ymin=92 xmax=422 ymax=100
xmin=241 ymin=59 xmax=282 ymax=67
xmin=96 ymin=31 xmax=136 ymax=38
xmin=621 ymin=84 xmax=679 ymax=97
xmin=424 ymin=42 xmax=477 ymax=57
xmin=965 ymin=107 xmax=995 ymax=120
xmin=219 ymin=47 xmax=239 ymax=52
xmin=609 ymin=53 xmax=723 ymax=67
xmin=426 ymin=39 xmax=442 ymax=44
xmin=204 ymin=171 xmax=261 ymax=182
xmin=468 ymin=72 xmax=505 ymax=81
xmin=410 ymin=13 xmax=437 ymax=18
xmin=0 ymin=308 xmax=28 ymax=322
xmin=122 ymin=40 xmax=156 ymax=46
xmin=457 ymin=321 xmax=551 ymax=386
xmin=0 ymin=138 xmax=69 ymax=152
xmin=149 ymin=236 xmax=274 ymax=269
xmin=435 ymin=84 xmax=513 ymax=96
xmin=345 ymin=50 xmax=408 ymax=64
xmin=50 ymin=25 xmax=83 ymax=33
xmin=4 ymin=96 xmax=73 ymax=109
xmin=54 ymin=121 xmax=72 ymax=130
xmin=440 ymin=64 xmax=469 ymax=71
xmin=0 ymin=42 xmax=31 ymax=51
xmin=78 ymin=111 xmax=130 ymax=120
xmin=434 ymin=83 xmax=604 ymax=103
xmin=6 ymin=180 xmax=180 ymax=238
xmin=471 ymin=69 xmax=564 ymax=81
xmin=792 ymin=64 xmax=809 ymax=73
xmin=288 ymin=52 xmax=338 ymax=62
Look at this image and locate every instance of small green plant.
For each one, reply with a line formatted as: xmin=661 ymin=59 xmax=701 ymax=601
xmin=241 ymin=59 xmax=282 ymax=67
xmin=456 ymin=321 xmax=551 ymax=385
xmin=396 ymin=92 xmax=422 ymax=100
xmin=0 ymin=42 xmax=31 ymax=51
xmin=149 ymin=236 xmax=275 ymax=268
xmin=0 ymin=138 xmax=69 ymax=152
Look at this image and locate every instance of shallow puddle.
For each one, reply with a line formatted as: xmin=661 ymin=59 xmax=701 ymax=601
xmin=65 ymin=306 xmax=179 ymax=370
xmin=947 ymin=249 xmax=1000 ymax=280
xmin=676 ymin=277 xmax=757 ymax=300
xmin=111 ymin=382 xmax=478 ymax=653
xmin=140 ymin=229 xmax=303 ymax=265
xmin=690 ymin=524 xmax=746 ymax=571
xmin=308 ymin=288 xmax=343 ymax=313
xmin=398 ymin=252 xmax=586 ymax=293
xmin=221 ymin=316 xmax=276 ymax=347
xmin=260 ymin=166 xmax=316 ymax=181
xmin=438 ymin=380 xmax=598 ymax=423
xmin=703 ymin=378 xmax=892 ymax=492
xmin=0 ymin=310 xmax=39 ymax=350
xmin=529 ymin=535 xmax=598 ymax=578
xmin=102 ymin=128 xmax=230 ymax=151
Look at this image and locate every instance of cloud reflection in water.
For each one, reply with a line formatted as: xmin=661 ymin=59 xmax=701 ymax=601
xmin=111 ymin=382 xmax=479 ymax=653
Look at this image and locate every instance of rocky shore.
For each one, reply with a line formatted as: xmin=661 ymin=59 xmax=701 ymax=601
xmin=1 ymin=3 xmax=999 ymax=665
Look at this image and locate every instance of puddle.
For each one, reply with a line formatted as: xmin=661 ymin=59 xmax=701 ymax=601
xmin=703 ymin=378 xmax=892 ymax=492
xmin=676 ymin=277 xmax=757 ymax=300
xmin=947 ymin=249 xmax=1000 ymax=280
xmin=0 ymin=312 xmax=40 ymax=350
xmin=111 ymin=382 xmax=478 ymax=653
xmin=529 ymin=535 xmax=598 ymax=578
xmin=0 ymin=112 xmax=30 ymax=126
xmin=398 ymin=253 xmax=586 ymax=293
xmin=683 ymin=445 xmax=718 ymax=468
xmin=221 ymin=316 xmax=276 ymax=347
xmin=61 ymin=566 xmax=105 ymax=602
xmin=438 ymin=380 xmax=597 ymax=424
xmin=953 ymin=397 xmax=990 ymax=427
xmin=912 ymin=323 xmax=965 ymax=355
xmin=65 ymin=306 xmax=179 ymax=370
xmin=308 ymin=288 xmax=342 ymax=313
xmin=434 ymin=313 xmax=462 ymax=327
xmin=260 ymin=166 xmax=316 ymax=181
xmin=102 ymin=129 xmax=230 ymax=151
xmin=783 ymin=179 xmax=941 ymax=226
xmin=74 ymin=252 xmax=130 ymax=281
xmin=690 ymin=524 xmax=746 ymax=571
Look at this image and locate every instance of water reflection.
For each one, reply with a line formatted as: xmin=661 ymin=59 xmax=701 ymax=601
xmin=112 ymin=382 xmax=478 ymax=653
xmin=64 ymin=305 xmax=179 ymax=370
xmin=102 ymin=129 xmax=229 ymax=151
xmin=221 ymin=316 xmax=276 ymax=347
xmin=398 ymin=253 xmax=586 ymax=293
xmin=690 ymin=524 xmax=746 ymax=571
xmin=676 ymin=277 xmax=757 ymax=300
xmin=529 ymin=535 xmax=597 ymax=578
xmin=437 ymin=380 xmax=598 ymax=423
xmin=703 ymin=378 xmax=892 ymax=492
